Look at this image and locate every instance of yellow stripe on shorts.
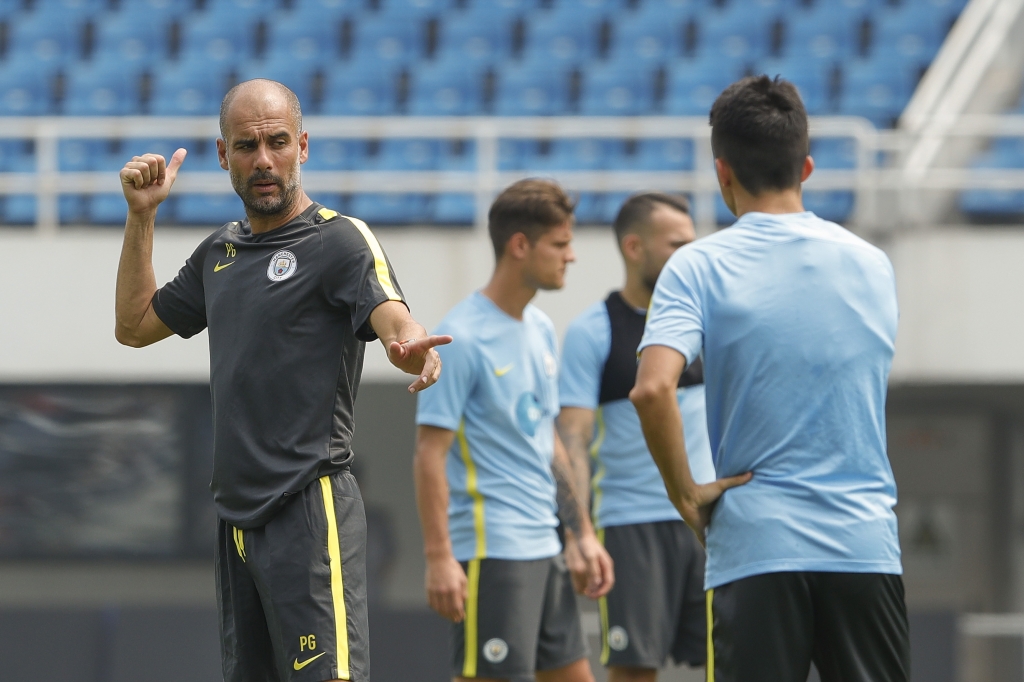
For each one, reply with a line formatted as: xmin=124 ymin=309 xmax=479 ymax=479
xmin=706 ymin=589 xmax=715 ymax=682
xmin=232 ymin=527 xmax=245 ymax=562
xmin=597 ymin=527 xmax=611 ymax=665
xmin=463 ymin=558 xmax=482 ymax=678
xmin=319 ymin=476 xmax=351 ymax=680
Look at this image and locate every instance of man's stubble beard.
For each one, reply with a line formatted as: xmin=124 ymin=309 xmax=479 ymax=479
xmin=231 ymin=161 xmax=302 ymax=217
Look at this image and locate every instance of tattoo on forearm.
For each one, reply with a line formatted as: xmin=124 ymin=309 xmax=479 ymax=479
xmin=553 ymin=456 xmax=585 ymax=535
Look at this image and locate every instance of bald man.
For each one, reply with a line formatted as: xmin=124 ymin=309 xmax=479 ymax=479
xmin=114 ymin=79 xmax=451 ymax=682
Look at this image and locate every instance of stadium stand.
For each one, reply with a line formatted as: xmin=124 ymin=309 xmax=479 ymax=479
xmin=0 ymin=0 xmax=971 ymax=226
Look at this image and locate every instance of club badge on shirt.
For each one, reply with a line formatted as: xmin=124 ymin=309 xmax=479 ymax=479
xmin=267 ymin=250 xmax=298 ymax=282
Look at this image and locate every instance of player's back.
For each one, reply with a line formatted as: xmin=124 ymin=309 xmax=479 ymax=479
xmin=646 ymin=210 xmax=901 ymax=588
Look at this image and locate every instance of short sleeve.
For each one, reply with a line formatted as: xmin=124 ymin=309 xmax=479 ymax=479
xmin=321 ymin=216 xmax=407 ymax=342
xmin=151 ymin=235 xmax=211 ymax=339
xmin=638 ymin=252 xmax=705 ymax=366
xmin=415 ymin=331 xmax=477 ymax=432
xmin=559 ymin=307 xmax=610 ymax=410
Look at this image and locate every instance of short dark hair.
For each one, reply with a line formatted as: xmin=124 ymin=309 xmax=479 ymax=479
xmin=613 ymin=192 xmax=690 ymax=245
xmin=709 ymin=75 xmax=809 ymax=195
xmin=488 ymin=179 xmax=575 ymax=258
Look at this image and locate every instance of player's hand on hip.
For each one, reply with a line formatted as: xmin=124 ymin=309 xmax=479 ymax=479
xmin=425 ymin=554 xmax=468 ymax=623
xmin=571 ymin=531 xmax=615 ymax=599
xmin=677 ymin=472 xmax=753 ymax=546
xmin=120 ymin=148 xmax=187 ymax=215
xmin=388 ymin=335 xmax=454 ymax=393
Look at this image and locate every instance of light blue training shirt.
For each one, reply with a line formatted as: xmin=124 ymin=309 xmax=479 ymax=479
xmin=640 ymin=211 xmax=902 ymax=589
xmin=560 ymin=300 xmax=716 ymax=529
xmin=416 ymin=292 xmax=562 ymax=563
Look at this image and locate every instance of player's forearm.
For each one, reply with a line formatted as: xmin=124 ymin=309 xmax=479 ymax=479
xmin=553 ymin=437 xmax=595 ymax=538
xmin=631 ymin=382 xmax=697 ymax=506
xmin=414 ymin=442 xmax=455 ymax=561
xmin=114 ymin=211 xmax=159 ymax=346
xmin=556 ymin=413 xmax=594 ymax=510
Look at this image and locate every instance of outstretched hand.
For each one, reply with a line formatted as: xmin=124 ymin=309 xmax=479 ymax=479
xmin=120 ymin=148 xmax=187 ymax=215
xmin=388 ymin=335 xmax=454 ymax=393
xmin=675 ymin=473 xmax=753 ymax=546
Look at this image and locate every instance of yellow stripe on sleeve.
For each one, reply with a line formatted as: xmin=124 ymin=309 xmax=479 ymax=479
xmin=597 ymin=527 xmax=610 ymax=665
xmin=343 ymin=215 xmax=402 ymax=302
xmin=319 ymin=476 xmax=351 ymax=680
xmin=706 ymin=589 xmax=715 ymax=682
xmin=589 ymin=408 xmax=607 ymax=526
xmin=457 ymin=421 xmax=487 ymax=559
xmin=462 ymin=558 xmax=482 ymax=678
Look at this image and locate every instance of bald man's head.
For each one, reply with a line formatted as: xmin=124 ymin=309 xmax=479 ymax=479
xmin=219 ymin=79 xmax=303 ymax=141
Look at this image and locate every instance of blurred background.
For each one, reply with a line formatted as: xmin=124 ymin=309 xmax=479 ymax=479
xmin=1 ymin=0 xmax=1024 ymax=680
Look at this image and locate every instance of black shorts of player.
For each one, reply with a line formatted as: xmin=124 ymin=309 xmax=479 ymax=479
xmin=452 ymin=555 xmax=589 ymax=679
xmin=707 ymin=571 xmax=910 ymax=682
xmin=217 ymin=471 xmax=369 ymax=682
xmin=598 ymin=520 xmax=706 ymax=669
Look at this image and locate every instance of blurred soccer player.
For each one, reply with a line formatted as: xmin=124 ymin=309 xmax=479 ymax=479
xmin=114 ymin=79 xmax=450 ymax=682
xmin=414 ymin=179 xmax=614 ymax=682
xmin=631 ymin=76 xmax=908 ymax=682
xmin=559 ymin=193 xmax=713 ymax=682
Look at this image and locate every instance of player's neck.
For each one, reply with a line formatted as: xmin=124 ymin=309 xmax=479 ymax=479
xmin=481 ymin=266 xmax=536 ymax=321
xmin=619 ymin=273 xmax=652 ymax=311
xmin=247 ymin=193 xmax=314 ymax=235
xmin=732 ymin=186 xmax=805 ymax=218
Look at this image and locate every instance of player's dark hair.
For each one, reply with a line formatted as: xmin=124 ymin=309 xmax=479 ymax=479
xmin=219 ymin=79 xmax=303 ymax=140
xmin=488 ymin=179 xmax=576 ymax=258
xmin=613 ymin=192 xmax=690 ymax=245
xmin=709 ymin=75 xmax=809 ymax=195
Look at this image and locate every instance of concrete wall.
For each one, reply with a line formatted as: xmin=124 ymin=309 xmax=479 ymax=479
xmin=1 ymin=224 xmax=1023 ymax=383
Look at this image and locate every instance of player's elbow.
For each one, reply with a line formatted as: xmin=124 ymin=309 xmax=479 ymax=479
xmin=114 ymin=325 xmax=147 ymax=348
xmin=629 ymin=379 xmax=673 ymax=413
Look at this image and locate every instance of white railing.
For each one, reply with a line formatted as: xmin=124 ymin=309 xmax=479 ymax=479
xmin=2 ymin=114 xmax=1024 ymax=236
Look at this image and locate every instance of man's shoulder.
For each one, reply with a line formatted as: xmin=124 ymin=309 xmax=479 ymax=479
xmin=564 ymin=300 xmax=611 ymax=345
xmin=436 ymin=295 xmax=487 ymax=338
xmin=314 ymin=208 xmax=371 ymax=245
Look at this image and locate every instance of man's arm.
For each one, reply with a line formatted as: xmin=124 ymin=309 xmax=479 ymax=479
xmin=556 ymin=407 xmax=595 ymax=511
xmin=553 ymin=431 xmax=614 ymax=599
xmin=630 ymin=345 xmax=751 ymax=544
xmin=114 ymin=150 xmax=186 ymax=348
xmin=413 ymin=424 xmax=467 ymax=623
xmin=369 ymin=301 xmax=453 ymax=394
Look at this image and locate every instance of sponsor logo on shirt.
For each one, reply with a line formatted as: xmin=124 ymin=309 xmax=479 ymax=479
xmin=515 ymin=392 xmax=543 ymax=437
xmin=494 ymin=363 xmax=514 ymax=377
xmin=267 ymin=250 xmax=298 ymax=282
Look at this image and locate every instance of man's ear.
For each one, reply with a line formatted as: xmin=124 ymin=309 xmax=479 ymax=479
xmin=715 ymin=157 xmax=732 ymax=188
xmin=298 ymin=130 xmax=309 ymax=165
xmin=800 ymin=155 xmax=814 ymax=183
xmin=505 ymin=232 xmax=531 ymax=260
xmin=620 ymin=233 xmax=643 ymax=264
xmin=216 ymin=138 xmax=229 ymax=171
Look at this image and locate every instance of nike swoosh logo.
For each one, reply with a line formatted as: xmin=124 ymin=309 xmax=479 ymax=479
xmin=494 ymin=364 xmax=514 ymax=377
xmin=213 ymin=261 xmax=236 ymax=272
xmin=293 ymin=652 xmax=327 ymax=670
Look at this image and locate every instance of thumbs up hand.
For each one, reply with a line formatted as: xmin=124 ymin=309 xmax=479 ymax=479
xmin=120 ymin=148 xmax=187 ymax=215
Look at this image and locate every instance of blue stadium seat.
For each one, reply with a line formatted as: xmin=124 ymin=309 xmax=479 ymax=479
xmin=353 ymin=16 xmax=424 ymax=65
xmin=2 ymin=196 xmax=39 ymax=225
xmin=237 ymin=61 xmax=319 ymax=108
xmin=0 ymin=141 xmax=33 ymax=172
xmin=803 ymin=137 xmax=858 ymax=222
xmin=181 ymin=14 xmax=260 ymax=65
xmin=203 ymin=0 xmax=273 ymax=20
xmin=433 ymin=194 xmax=475 ymax=224
xmin=838 ymin=57 xmax=914 ymax=127
xmin=176 ymin=193 xmax=246 ymax=225
xmin=32 ymin=0 xmax=104 ymax=20
xmin=498 ymin=139 xmax=529 ymax=170
xmin=376 ymin=0 xmax=447 ymax=16
xmin=288 ymin=0 xmax=359 ymax=19
xmin=7 ymin=12 xmax=83 ymax=65
xmin=871 ymin=5 xmax=948 ymax=64
xmin=665 ymin=57 xmax=742 ymax=116
xmin=93 ymin=14 xmax=171 ymax=65
xmin=348 ymin=193 xmax=432 ymax=224
xmin=959 ymin=138 xmax=1024 ymax=218
xmin=150 ymin=60 xmax=233 ymax=116
xmin=322 ymin=59 xmax=402 ymax=115
xmin=580 ymin=62 xmax=657 ymax=116
xmin=757 ymin=58 xmax=834 ymax=114
xmin=610 ymin=8 xmax=685 ymax=65
xmin=63 ymin=60 xmax=144 ymax=115
xmin=106 ymin=0 xmax=185 ymax=22
xmin=519 ymin=139 xmax=609 ymax=171
xmin=783 ymin=8 xmax=858 ymax=62
xmin=494 ymin=60 xmax=572 ymax=116
xmin=305 ymin=139 xmax=360 ymax=171
xmin=697 ymin=5 xmax=775 ymax=61
xmin=0 ymin=143 xmax=37 ymax=224
xmin=523 ymin=11 xmax=602 ymax=65
xmin=614 ymin=138 xmax=695 ymax=171
xmin=408 ymin=59 xmax=487 ymax=116
xmin=367 ymin=140 xmax=441 ymax=171
xmin=573 ymin=193 xmax=607 ymax=224
xmin=58 ymin=139 xmax=103 ymax=171
xmin=266 ymin=13 xmax=343 ymax=65
xmin=0 ymin=58 xmax=56 ymax=115
xmin=459 ymin=0 xmax=541 ymax=18
xmin=437 ymin=13 xmax=513 ymax=64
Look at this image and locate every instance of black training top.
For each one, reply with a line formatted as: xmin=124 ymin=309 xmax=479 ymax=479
xmin=598 ymin=290 xmax=703 ymax=405
xmin=152 ymin=203 xmax=406 ymax=528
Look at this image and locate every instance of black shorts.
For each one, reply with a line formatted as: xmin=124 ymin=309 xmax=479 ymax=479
xmin=217 ymin=471 xmax=369 ymax=682
xmin=598 ymin=520 xmax=706 ymax=669
xmin=708 ymin=571 xmax=910 ymax=682
xmin=452 ymin=555 xmax=589 ymax=679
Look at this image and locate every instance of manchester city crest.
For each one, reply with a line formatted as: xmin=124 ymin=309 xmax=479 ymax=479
xmin=608 ymin=626 xmax=629 ymax=651
xmin=267 ymin=250 xmax=298 ymax=282
xmin=482 ymin=638 xmax=509 ymax=664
